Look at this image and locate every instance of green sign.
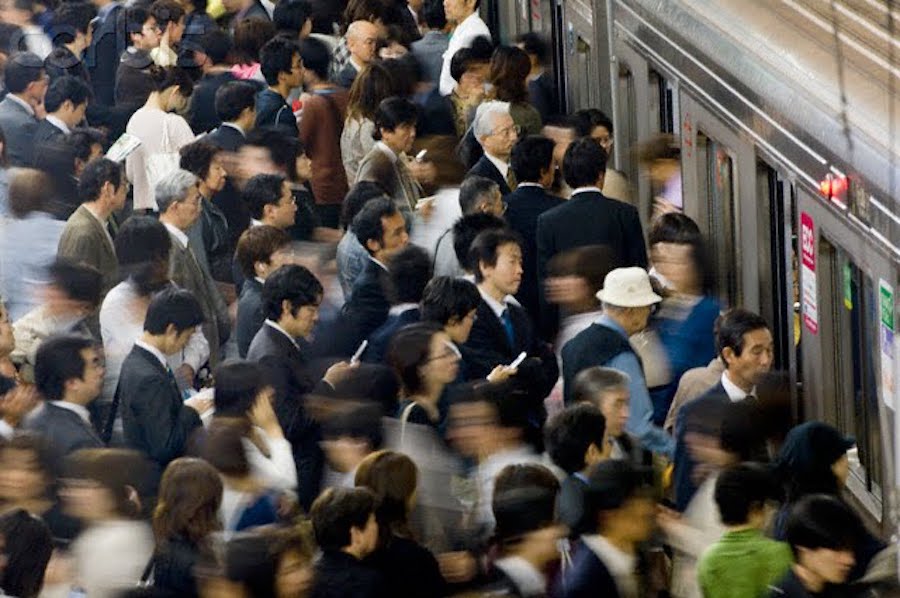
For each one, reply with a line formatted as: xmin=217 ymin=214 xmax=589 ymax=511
xmin=880 ymin=280 xmax=894 ymax=332
xmin=843 ymin=264 xmax=852 ymax=310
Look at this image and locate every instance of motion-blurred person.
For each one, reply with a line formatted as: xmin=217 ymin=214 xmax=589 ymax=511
xmin=572 ymin=108 xmax=632 ymax=205
xmin=235 ymin=225 xmax=291 ymax=357
xmin=0 ymin=168 xmax=65 ymax=321
xmin=186 ymin=29 xmax=237 ymax=135
xmin=321 ymin=401 xmax=384 ymax=490
xmin=273 ymin=526 xmax=316 ymax=598
xmin=0 ymin=508 xmax=53 ymax=598
xmin=572 ymin=367 xmax=642 ymax=465
xmin=44 ymin=1 xmax=96 ymax=83
xmin=433 ymin=175 xmax=504 ymax=278
xmin=439 ymin=0 xmax=489 ymax=95
xmin=308 ymin=487 xmax=383 ymax=598
xmin=516 ymin=32 xmax=557 ymax=122
xmin=355 ymin=450 xmax=446 ymax=597
xmin=256 ymin=37 xmax=302 ymax=134
xmin=488 ymin=46 xmax=541 ymax=137
xmin=273 ymin=0 xmax=314 ymax=38
xmin=57 ymin=158 xmax=125 ymax=297
xmin=639 ymin=134 xmax=682 ymax=214
xmin=336 ymin=182 xmax=391 ymax=299
xmin=410 ymin=0 xmax=448 ymax=85
xmin=365 ymin=245 xmax=431 ymax=363
xmin=0 ymin=52 xmax=47 ymax=167
xmin=335 ymin=20 xmax=379 ymax=88
xmin=61 ymin=449 xmax=155 ymax=598
xmin=468 ymin=100 xmax=518 ymax=194
xmin=151 ymin=458 xmax=223 ymax=597
xmin=341 ymin=62 xmax=398 ymax=182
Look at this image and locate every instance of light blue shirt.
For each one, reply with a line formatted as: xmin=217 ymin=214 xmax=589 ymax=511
xmin=597 ymin=314 xmax=675 ymax=457
xmin=336 ymin=230 xmax=371 ymax=300
xmin=0 ymin=211 xmax=66 ymax=321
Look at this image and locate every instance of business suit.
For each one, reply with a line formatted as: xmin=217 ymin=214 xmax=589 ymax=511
xmin=355 ymin=144 xmax=421 ymax=213
xmin=168 ymin=232 xmax=229 ymax=367
xmin=341 ymin=259 xmax=392 ymax=351
xmin=364 ymin=307 xmax=420 ymax=363
xmin=58 ymin=205 xmax=118 ymax=294
xmin=22 ymin=402 xmax=104 ymax=458
xmin=247 ymin=322 xmax=329 ymax=509
xmin=411 ymin=31 xmax=449 ymax=85
xmin=204 ymin=122 xmax=246 ymax=153
xmin=553 ymin=539 xmax=622 ymax=598
xmin=504 ymin=184 xmax=563 ymax=320
xmin=45 ymin=45 xmax=91 ymax=83
xmin=119 ymin=344 xmax=202 ymax=486
xmin=33 ymin=118 xmax=66 ymax=147
xmin=466 ymin=154 xmax=511 ymax=195
xmin=0 ymin=95 xmax=39 ymax=166
xmin=236 ymin=277 xmax=264 ymax=358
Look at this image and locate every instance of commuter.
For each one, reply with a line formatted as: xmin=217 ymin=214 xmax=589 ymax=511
xmin=447 ymin=39 xmax=493 ymax=138
xmin=664 ymin=352 xmax=726 ymax=433
xmin=321 ymin=401 xmax=384 ymax=490
xmin=439 ymin=0 xmax=490 ymax=95
xmin=544 ymin=403 xmax=606 ymax=536
xmin=180 ymin=140 xmax=232 ymax=282
xmin=672 ymin=308 xmax=773 ymax=510
xmin=0 ymin=508 xmax=53 ymax=598
xmin=117 ymin=289 xmax=211 ymax=488
xmin=341 ymin=62 xmax=399 ymax=182
xmin=411 ymin=0 xmax=449 ymax=85
xmin=115 ymin=7 xmax=160 ymax=107
xmin=0 ymin=0 xmax=50 ymax=58
xmin=504 ymin=135 xmax=563 ymax=319
xmin=0 ymin=52 xmax=47 ymax=167
xmin=125 ymin=67 xmax=195 ymax=213
xmin=467 ymin=101 xmax=518 ymax=194
xmin=365 ymin=245 xmax=431 ymax=363
xmin=355 ymin=450 xmax=446 ymax=597
xmin=235 ymin=225 xmax=291 ymax=357
xmin=446 ymin=211 xmax=506 ymax=281
xmin=186 ymin=29 xmax=237 ymax=134
xmin=86 ymin=0 xmax=126 ymax=107
xmin=158 ymin=170 xmax=230 ymax=367
xmin=208 ymin=80 xmax=259 ymax=152
xmin=273 ymin=526 xmax=317 ymax=598
xmin=179 ymin=0 xmax=218 ymax=74
xmin=433 ymin=175 xmax=504 ymax=278
xmin=45 ymin=1 xmax=95 ymax=84
xmin=420 ymin=274 xmax=480 ymax=349
xmin=148 ymin=0 xmax=186 ymax=67
xmin=151 ymin=458 xmax=223 ymax=597
xmin=23 ymin=335 xmax=105 ymax=459
xmin=516 ymin=32 xmax=558 ymax=123
xmin=308 ymin=486 xmax=383 ymax=598
xmin=638 ymin=134 xmax=683 ymax=214
xmin=561 ymin=267 xmax=673 ymax=457
xmin=335 ymin=20 xmax=380 ymax=88
xmin=61 ymin=449 xmax=155 ymax=598
xmin=33 ymin=75 xmax=92 ymax=152
xmin=336 ymin=183 xmax=387 ymax=297
xmin=489 ymin=46 xmax=542 ymax=136
xmin=274 ymin=0 xmax=314 ymax=38
xmin=256 ymin=37 xmax=302 ymax=134
xmin=298 ymin=36 xmax=350 ymax=225
xmin=571 ymin=367 xmax=645 ymax=464
xmin=246 ymin=173 xmax=299 ymax=230
xmin=232 ymin=16 xmax=275 ymax=80
xmin=572 ymin=108 xmax=632 ymax=204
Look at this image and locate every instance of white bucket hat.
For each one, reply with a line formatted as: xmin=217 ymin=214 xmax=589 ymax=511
xmin=595 ymin=267 xmax=662 ymax=307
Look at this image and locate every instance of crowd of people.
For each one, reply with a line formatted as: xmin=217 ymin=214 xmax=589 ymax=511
xmin=0 ymin=0 xmax=894 ymax=596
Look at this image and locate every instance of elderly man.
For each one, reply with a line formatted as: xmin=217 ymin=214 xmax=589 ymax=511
xmin=561 ymin=267 xmax=674 ymax=457
xmin=466 ymin=101 xmax=519 ymax=194
xmin=157 ymin=170 xmax=230 ymax=368
xmin=335 ymin=20 xmax=379 ymax=88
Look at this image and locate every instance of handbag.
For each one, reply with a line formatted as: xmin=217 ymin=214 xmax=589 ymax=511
xmin=145 ymin=116 xmax=182 ymax=193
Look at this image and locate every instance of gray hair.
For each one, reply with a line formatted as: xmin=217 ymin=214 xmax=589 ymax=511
xmin=458 ymin=175 xmax=499 ymax=214
xmin=156 ymin=169 xmax=199 ymax=214
xmin=472 ymin=100 xmax=511 ymax=142
xmin=573 ymin=366 xmax=631 ymax=403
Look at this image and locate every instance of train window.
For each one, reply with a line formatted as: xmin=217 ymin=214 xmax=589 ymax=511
xmin=696 ymin=132 xmax=738 ymax=307
xmin=649 ymin=70 xmax=679 ymax=134
xmin=568 ymin=35 xmax=594 ymax=111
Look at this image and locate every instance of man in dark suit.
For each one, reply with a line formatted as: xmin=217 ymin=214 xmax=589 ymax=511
xmin=364 ymin=245 xmax=431 ymax=363
xmin=33 ymin=76 xmax=92 ymax=161
xmin=186 ymin=29 xmax=238 ymax=134
xmin=334 ymin=20 xmax=378 ymax=88
xmin=248 ymin=264 xmax=352 ymax=509
xmin=672 ymin=308 xmax=774 ymax=511
xmin=410 ymin=0 xmax=449 ymax=85
xmin=341 ymin=198 xmax=410 ymax=353
xmin=118 ymin=289 xmax=211 ymax=488
xmin=45 ymin=1 xmax=95 ymax=84
xmin=466 ymin=100 xmax=519 ymax=194
xmin=85 ymin=0 xmax=126 ymax=107
xmin=504 ymin=135 xmax=563 ymax=321
xmin=24 ymin=335 xmax=104 ymax=459
xmin=235 ymin=225 xmax=291 ymax=358
xmin=0 ymin=52 xmax=47 ymax=167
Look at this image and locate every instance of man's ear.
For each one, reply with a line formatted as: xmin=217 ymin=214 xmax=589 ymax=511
xmin=366 ymin=238 xmax=381 ymax=254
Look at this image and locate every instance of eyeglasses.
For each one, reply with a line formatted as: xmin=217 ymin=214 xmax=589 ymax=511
xmin=493 ymin=124 xmax=521 ymax=138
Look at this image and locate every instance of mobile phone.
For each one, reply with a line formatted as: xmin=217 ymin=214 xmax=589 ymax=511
xmin=508 ymin=351 xmax=527 ymax=369
xmin=415 ymin=149 xmax=428 ymax=162
xmin=351 ymin=340 xmax=368 ymax=364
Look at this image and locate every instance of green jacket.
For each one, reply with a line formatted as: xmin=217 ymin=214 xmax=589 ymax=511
xmin=698 ymin=528 xmax=793 ymax=598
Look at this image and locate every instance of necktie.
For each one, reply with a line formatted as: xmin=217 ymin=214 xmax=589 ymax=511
xmin=500 ymin=309 xmax=515 ymax=347
xmin=505 ymin=167 xmax=516 ymax=191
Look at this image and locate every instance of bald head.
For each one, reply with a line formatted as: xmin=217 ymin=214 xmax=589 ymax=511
xmin=347 ymin=20 xmax=379 ymax=65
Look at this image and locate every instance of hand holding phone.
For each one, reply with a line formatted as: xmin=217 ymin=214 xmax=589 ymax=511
xmin=508 ymin=351 xmax=527 ymax=369
xmin=351 ymin=340 xmax=368 ymax=364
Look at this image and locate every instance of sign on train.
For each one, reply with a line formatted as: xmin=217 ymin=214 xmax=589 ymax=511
xmin=800 ymin=212 xmax=818 ymax=335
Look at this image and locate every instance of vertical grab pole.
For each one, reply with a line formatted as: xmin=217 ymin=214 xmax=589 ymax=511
xmin=605 ymin=0 xmax=621 ymax=169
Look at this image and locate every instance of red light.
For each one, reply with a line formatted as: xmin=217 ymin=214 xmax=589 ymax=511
xmin=819 ymin=174 xmax=847 ymax=198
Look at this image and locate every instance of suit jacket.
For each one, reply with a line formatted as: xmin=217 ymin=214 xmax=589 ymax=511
xmin=334 ymin=62 xmax=358 ymax=89
xmin=119 ymin=345 xmax=202 ymax=485
xmin=504 ymin=185 xmax=563 ymax=320
xmin=310 ymin=550 xmax=384 ymax=598
xmin=85 ymin=4 xmax=126 ymax=107
xmin=364 ymin=307 xmax=420 ymax=363
xmin=33 ymin=118 xmax=66 ymax=147
xmin=22 ymin=402 xmax=103 ymax=458
xmin=58 ymin=205 xmax=118 ymax=294
xmin=187 ymin=70 xmax=236 ymax=134
xmin=341 ymin=259 xmax=391 ymax=352
xmin=466 ymin=154 xmax=511 ymax=195
xmin=553 ymin=540 xmax=621 ymax=598
xmin=355 ymin=145 xmax=421 ymax=213
xmin=246 ymin=322 xmax=329 ymax=509
xmin=204 ymin=123 xmax=246 ymax=152
xmin=527 ymin=72 xmax=559 ymax=123
xmin=236 ymin=277 xmax=264 ymax=358
xmin=168 ymin=233 xmax=229 ymax=367
xmin=0 ymin=95 xmax=39 ymax=166
xmin=410 ymin=31 xmax=449 ymax=85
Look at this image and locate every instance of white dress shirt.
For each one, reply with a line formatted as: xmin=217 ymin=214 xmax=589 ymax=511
xmin=134 ymin=339 xmax=169 ymax=369
xmin=570 ymin=186 xmax=603 ymax=196
xmin=581 ymin=534 xmax=639 ymax=598
xmin=439 ymin=12 xmax=491 ymax=95
xmin=721 ymin=371 xmax=755 ymax=402
xmin=485 ymin=152 xmax=510 ymax=180
xmin=264 ymin=319 xmax=300 ymax=350
xmin=162 ymin=221 xmax=189 ymax=248
xmin=46 ymin=114 xmax=71 ymax=135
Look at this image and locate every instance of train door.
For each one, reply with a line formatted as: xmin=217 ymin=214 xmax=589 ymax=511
xmin=559 ymin=0 xmax=598 ymax=112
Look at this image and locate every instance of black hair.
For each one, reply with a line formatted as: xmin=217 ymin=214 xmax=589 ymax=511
xmin=50 ymin=1 xmax=96 ymax=45
xmin=510 ymin=135 xmax=554 ymax=183
xmin=352 ymin=198 xmax=400 ymax=255
xmin=492 ymin=463 xmax=559 ymax=545
xmin=77 ymin=157 xmax=124 ymax=203
xmin=147 ymin=65 xmax=194 ymax=95
xmin=420 ymin=0 xmax=446 ymax=30
xmin=114 ymin=216 xmax=172 ymax=296
xmin=322 ymin=401 xmax=384 ymax=450
xmin=573 ymin=108 xmax=614 ymax=138
xmin=449 ymin=36 xmax=492 ymax=83
xmin=198 ymin=28 xmax=233 ymax=64
xmin=298 ymin=36 xmax=330 ymax=81
xmin=259 ymin=36 xmax=300 ymax=86
xmin=261 ymin=264 xmax=323 ymax=321
xmin=0 ymin=509 xmax=53 ymax=598
xmin=387 ymin=245 xmax=432 ymax=304
xmin=516 ymin=32 xmax=548 ymax=64
xmin=244 ymin=173 xmax=287 ymax=220
xmin=34 ymin=334 xmax=94 ymax=403
xmin=43 ymin=74 xmax=92 ymax=113
xmin=214 ymin=80 xmax=257 ymax=122
xmin=716 ymin=308 xmax=770 ymax=363
xmin=233 ymin=17 xmax=277 ymax=65
xmin=476 ymin=381 xmax=528 ymax=431
xmin=149 ymin=0 xmax=185 ymax=30
xmin=67 ymin=127 xmax=106 ymax=162
xmin=179 ymin=140 xmax=221 ymax=181
xmin=310 ymin=487 xmax=376 ymax=552
xmin=420 ymin=277 xmax=481 ymax=325
xmin=234 ymin=225 xmax=290 ymax=280
xmin=48 ymin=258 xmax=102 ymax=306
xmin=649 ymin=212 xmax=714 ymax=294
xmin=387 ymin=322 xmax=445 ymax=396
xmin=714 ymin=463 xmax=782 ymax=526
xmin=562 ymin=137 xmax=607 ymax=189
xmin=451 ymin=212 xmax=506 ymax=271
xmin=340 ymin=181 xmax=387 ymax=229
xmin=458 ymin=175 xmax=499 ymax=215
xmin=372 ymin=96 xmax=418 ymax=141
xmin=124 ymin=6 xmax=152 ymax=38
xmin=784 ymin=494 xmax=861 ymax=560
xmin=5 ymin=52 xmax=44 ymax=94
xmin=245 ymin=126 xmax=305 ymax=180
xmin=213 ymin=360 xmax=266 ymax=418
xmin=469 ymin=228 xmax=523 ymax=283
xmin=273 ymin=0 xmax=312 ymax=35
xmin=545 ymin=403 xmax=607 ymax=475
xmin=583 ymin=460 xmax=649 ymax=526
xmin=143 ymin=287 xmax=205 ymax=334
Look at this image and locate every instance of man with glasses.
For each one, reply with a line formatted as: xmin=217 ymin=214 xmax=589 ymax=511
xmin=115 ymin=6 xmax=161 ymax=105
xmin=467 ymin=100 xmax=519 ymax=195
xmin=256 ymin=37 xmax=303 ymax=135
xmin=245 ymin=173 xmax=299 ymax=230
xmin=0 ymin=52 xmax=48 ymax=166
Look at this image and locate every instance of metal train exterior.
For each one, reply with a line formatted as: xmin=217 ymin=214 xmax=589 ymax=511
xmin=490 ymin=0 xmax=900 ymax=532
